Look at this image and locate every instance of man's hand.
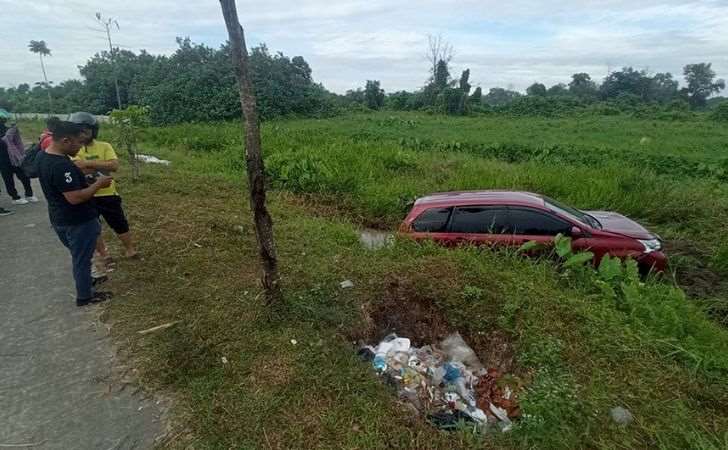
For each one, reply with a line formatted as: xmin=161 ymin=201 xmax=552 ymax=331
xmin=95 ymin=175 xmax=113 ymax=189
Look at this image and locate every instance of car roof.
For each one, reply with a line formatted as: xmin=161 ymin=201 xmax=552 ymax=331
xmin=414 ymin=190 xmax=547 ymax=208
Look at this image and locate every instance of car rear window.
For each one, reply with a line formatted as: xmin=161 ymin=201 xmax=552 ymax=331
xmin=450 ymin=207 xmax=507 ymax=233
xmin=412 ymin=207 xmax=452 ymax=232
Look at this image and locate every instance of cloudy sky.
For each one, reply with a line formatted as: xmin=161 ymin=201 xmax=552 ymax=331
xmin=1 ymin=0 xmax=726 ymax=94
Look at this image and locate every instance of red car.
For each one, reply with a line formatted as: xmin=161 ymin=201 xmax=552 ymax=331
xmin=400 ymin=191 xmax=666 ymax=272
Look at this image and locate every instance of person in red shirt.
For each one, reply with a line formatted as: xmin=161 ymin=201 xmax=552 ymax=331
xmin=40 ymin=128 xmax=53 ymax=151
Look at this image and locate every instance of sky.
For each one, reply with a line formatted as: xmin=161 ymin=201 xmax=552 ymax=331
xmin=1 ymin=0 xmax=726 ymax=94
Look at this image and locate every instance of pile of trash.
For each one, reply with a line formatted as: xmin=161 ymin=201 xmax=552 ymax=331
xmin=359 ymin=332 xmax=520 ymax=432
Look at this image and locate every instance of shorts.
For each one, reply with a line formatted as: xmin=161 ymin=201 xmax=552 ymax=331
xmin=95 ymin=195 xmax=130 ymax=235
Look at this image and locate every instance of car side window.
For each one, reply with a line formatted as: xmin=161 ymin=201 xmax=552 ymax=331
xmin=412 ymin=207 xmax=452 ymax=232
xmin=506 ymin=208 xmax=571 ymax=235
xmin=449 ymin=206 xmax=507 ymax=234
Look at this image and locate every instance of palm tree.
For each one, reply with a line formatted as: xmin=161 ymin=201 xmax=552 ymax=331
xmin=28 ymin=40 xmax=53 ymax=113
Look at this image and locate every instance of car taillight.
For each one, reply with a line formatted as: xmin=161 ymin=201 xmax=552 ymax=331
xmin=398 ymin=222 xmax=412 ymax=233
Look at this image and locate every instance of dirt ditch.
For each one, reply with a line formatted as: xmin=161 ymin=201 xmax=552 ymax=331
xmin=349 ymin=275 xmax=521 ymax=430
xmin=665 ymin=239 xmax=727 ymax=299
xmin=350 ymin=275 xmax=517 ymax=375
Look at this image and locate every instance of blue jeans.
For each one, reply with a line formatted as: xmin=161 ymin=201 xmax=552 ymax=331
xmin=53 ymin=218 xmax=101 ymax=301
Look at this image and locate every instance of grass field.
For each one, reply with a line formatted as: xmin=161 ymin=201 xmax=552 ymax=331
xmin=17 ymin=113 xmax=728 ymax=449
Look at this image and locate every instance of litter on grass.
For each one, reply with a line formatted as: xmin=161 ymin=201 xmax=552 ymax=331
xmin=359 ymin=229 xmax=394 ymax=250
xmin=360 ymin=332 xmax=520 ymax=432
xmin=137 ymin=154 xmax=171 ymax=165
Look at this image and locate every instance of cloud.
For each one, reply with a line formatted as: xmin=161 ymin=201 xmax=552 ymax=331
xmin=0 ymin=0 xmax=726 ymax=94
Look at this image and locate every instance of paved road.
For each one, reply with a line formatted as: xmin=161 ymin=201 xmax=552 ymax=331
xmin=0 ymin=184 xmax=161 ymax=449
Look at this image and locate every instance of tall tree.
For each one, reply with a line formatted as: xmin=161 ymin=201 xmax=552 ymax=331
xmin=599 ymin=67 xmax=652 ymax=101
xmin=683 ymin=63 xmax=725 ymax=108
xmin=457 ymin=69 xmax=471 ymax=114
xmin=95 ymin=12 xmax=123 ymax=109
xmin=28 ymin=40 xmax=53 ymax=113
xmin=568 ymin=73 xmax=597 ymax=98
xmin=364 ymin=80 xmax=385 ymax=110
xmin=219 ymin=0 xmax=280 ymax=302
xmin=425 ymin=34 xmax=453 ymax=81
xmin=433 ymin=59 xmax=450 ymax=91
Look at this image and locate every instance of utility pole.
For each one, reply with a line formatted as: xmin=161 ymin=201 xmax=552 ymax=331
xmin=96 ymin=13 xmax=122 ymax=109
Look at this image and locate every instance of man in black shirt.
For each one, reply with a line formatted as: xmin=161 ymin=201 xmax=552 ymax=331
xmin=37 ymin=119 xmax=114 ymax=306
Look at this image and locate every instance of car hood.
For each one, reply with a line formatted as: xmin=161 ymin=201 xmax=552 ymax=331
xmin=584 ymin=211 xmax=655 ymax=240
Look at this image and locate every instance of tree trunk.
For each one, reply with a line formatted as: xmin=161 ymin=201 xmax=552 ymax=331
xmin=219 ymin=0 xmax=281 ymax=303
xmin=39 ymin=54 xmax=52 ymax=114
xmin=106 ymin=29 xmax=123 ymax=109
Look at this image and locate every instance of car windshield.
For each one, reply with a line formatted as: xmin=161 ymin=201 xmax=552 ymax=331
xmin=543 ymin=196 xmax=602 ymax=229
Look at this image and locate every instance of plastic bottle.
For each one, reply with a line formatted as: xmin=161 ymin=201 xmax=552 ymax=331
xmin=372 ymin=341 xmax=394 ymax=372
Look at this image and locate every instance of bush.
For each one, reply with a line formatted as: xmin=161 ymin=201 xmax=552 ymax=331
xmin=504 ymin=96 xmax=584 ymax=117
xmin=711 ymin=101 xmax=728 ymax=122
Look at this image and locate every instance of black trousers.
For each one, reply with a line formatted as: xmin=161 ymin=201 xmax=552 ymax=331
xmin=0 ymin=162 xmax=33 ymax=199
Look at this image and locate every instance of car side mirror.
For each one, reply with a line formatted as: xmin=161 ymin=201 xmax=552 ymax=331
xmin=571 ymin=226 xmax=586 ymax=238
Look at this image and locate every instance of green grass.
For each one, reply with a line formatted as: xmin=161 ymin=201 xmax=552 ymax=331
xmin=16 ymin=113 xmax=728 ymax=449
xmin=108 ymin=168 xmax=728 ymax=449
xmin=133 ymin=113 xmax=728 ymax=301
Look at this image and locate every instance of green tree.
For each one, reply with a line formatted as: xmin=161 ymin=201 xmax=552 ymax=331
xmin=28 ymin=40 xmax=53 ymax=112
xmin=457 ymin=69 xmax=471 ymax=114
xmin=600 ymin=67 xmax=652 ymax=101
xmin=568 ymin=73 xmax=597 ymax=98
xmin=526 ymin=82 xmax=547 ymax=96
xmin=649 ymin=72 xmax=678 ymax=104
xmin=364 ymin=80 xmax=385 ymax=110
xmin=683 ymin=63 xmax=725 ymax=108
xmin=433 ymin=59 xmax=450 ymax=91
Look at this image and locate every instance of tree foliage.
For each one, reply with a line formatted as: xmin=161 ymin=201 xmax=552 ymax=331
xmin=5 ymin=38 xmax=335 ymax=124
xmin=28 ymin=40 xmax=51 ymax=56
xmin=568 ymin=73 xmax=597 ymax=99
xmin=364 ymin=80 xmax=385 ymax=110
xmin=526 ymin=83 xmax=547 ymax=97
xmin=683 ymin=63 xmax=726 ymax=108
xmin=4 ymin=34 xmax=727 ymax=121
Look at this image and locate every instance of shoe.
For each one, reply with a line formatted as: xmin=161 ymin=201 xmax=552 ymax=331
xmin=12 ymin=198 xmax=28 ymax=205
xmin=25 ymin=196 xmax=39 ymax=203
xmin=92 ymin=275 xmax=109 ymax=286
xmin=76 ymin=291 xmax=113 ymax=307
xmin=0 ymin=207 xmax=13 ymax=217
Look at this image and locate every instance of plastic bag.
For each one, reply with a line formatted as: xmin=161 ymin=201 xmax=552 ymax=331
xmin=440 ymin=332 xmax=484 ymax=373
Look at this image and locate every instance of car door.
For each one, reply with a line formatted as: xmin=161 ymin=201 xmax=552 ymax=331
xmin=504 ymin=207 xmax=573 ymax=248
xmin=446 ymin=206 xmax=511 ymax=247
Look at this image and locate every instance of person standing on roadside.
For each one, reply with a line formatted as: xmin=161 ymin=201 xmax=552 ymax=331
xmin=37 ymin=118 xmax=114 ymax=306
xmin=0 ymin=122 xmax=37 ymax=205
xmin=68 ymin=112 xmax=138 ymax=263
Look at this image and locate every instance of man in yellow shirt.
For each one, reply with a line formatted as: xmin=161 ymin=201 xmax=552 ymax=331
xmin=68 ymin=112 xmax=138 ymax=261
